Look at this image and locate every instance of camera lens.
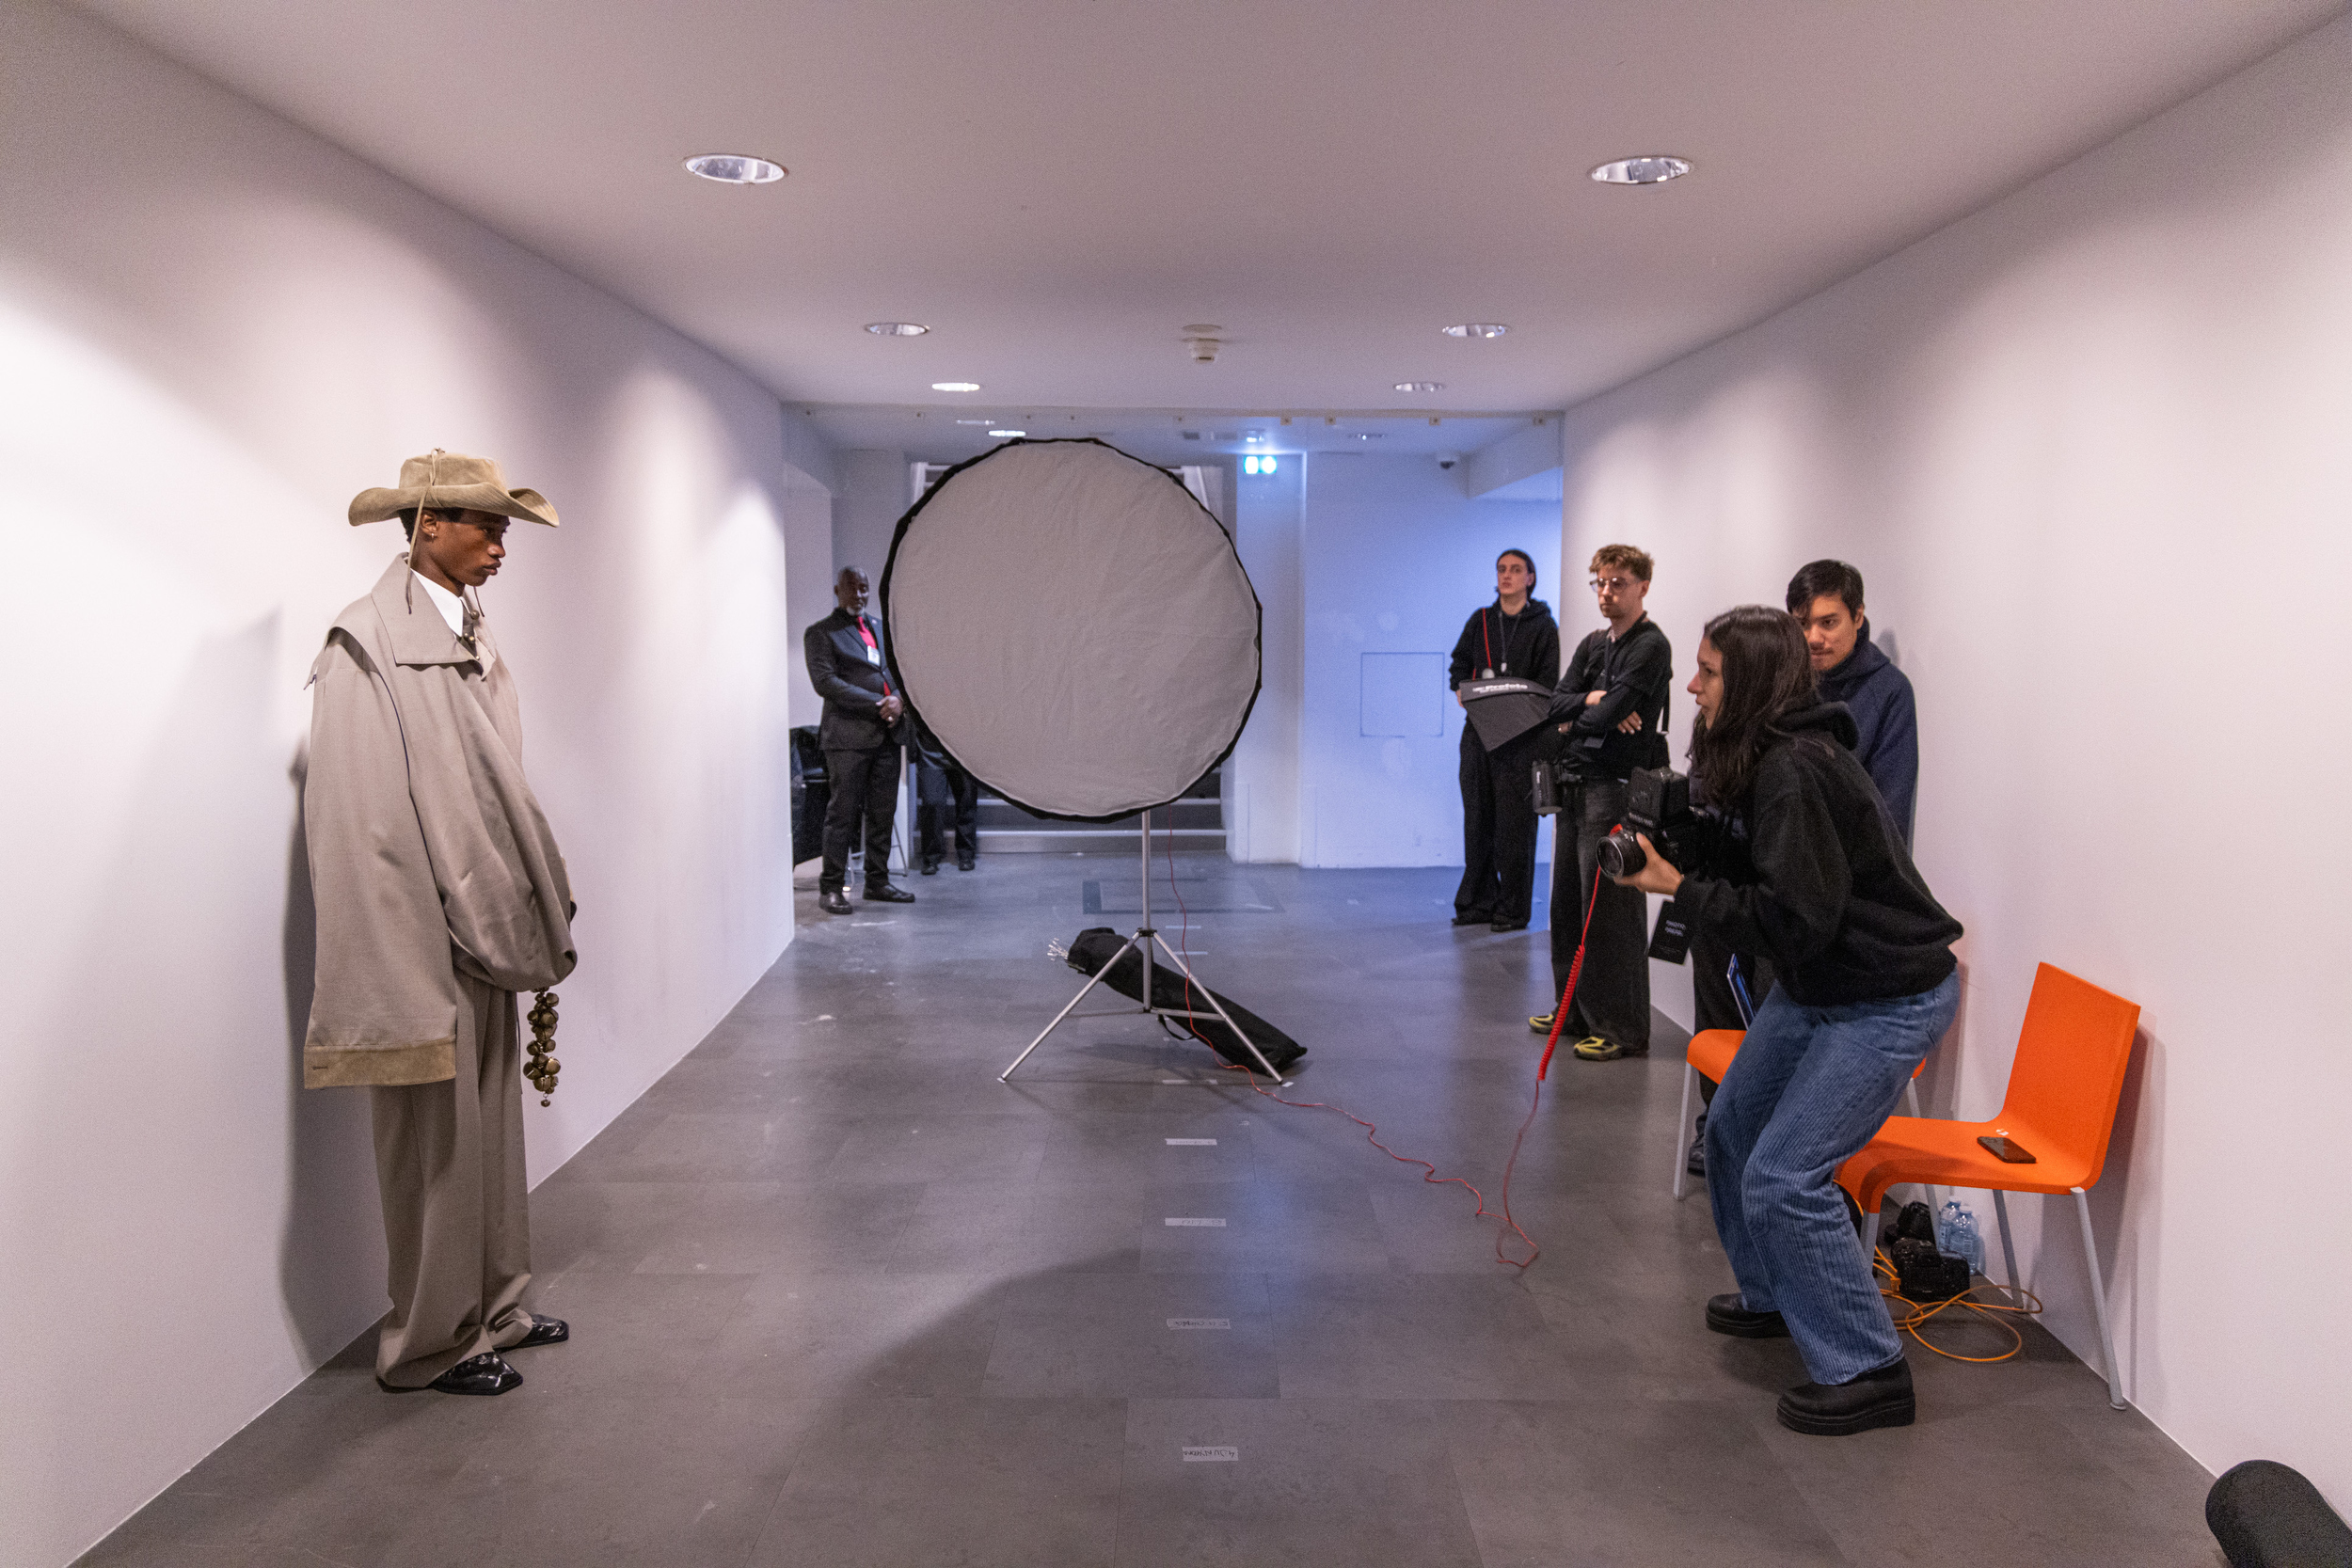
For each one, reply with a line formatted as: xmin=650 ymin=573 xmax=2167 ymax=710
xmin=1597 ymin=830 xmax=1645 ymax=879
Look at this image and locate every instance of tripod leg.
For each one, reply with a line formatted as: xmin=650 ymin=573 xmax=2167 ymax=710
xmin=1001 ymin=934 xmax=1142 ymax=1082
xmin=1151 ymin=931 xmax=1288 ymax=1083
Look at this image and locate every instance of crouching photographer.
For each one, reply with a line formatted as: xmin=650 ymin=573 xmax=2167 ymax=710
xmin=1609 ymin=605 xmax=1962 ymax=1437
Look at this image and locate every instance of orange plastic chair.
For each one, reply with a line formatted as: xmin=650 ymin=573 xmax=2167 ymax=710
xmin=1836 ymin=962 xmax=2140 ymax=1409
xmin=1671 ymin=1029 xmax=1924 ymax=1200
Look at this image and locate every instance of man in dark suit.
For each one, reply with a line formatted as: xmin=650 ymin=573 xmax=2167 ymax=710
xmin=803 ymin=567 xmax=914 ymax=913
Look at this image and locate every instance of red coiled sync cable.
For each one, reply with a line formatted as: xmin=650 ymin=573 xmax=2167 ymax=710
xmin=1159 ymin=821 xmax=1602 ymax=1273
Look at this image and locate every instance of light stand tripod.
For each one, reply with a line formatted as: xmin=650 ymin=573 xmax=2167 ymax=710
xmin=1000 ymin=806 xmax=1290 ymax=1084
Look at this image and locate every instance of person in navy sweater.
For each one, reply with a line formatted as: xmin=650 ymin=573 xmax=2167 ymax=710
xmin=1788 ymin=560 xmax=1917 ymax=845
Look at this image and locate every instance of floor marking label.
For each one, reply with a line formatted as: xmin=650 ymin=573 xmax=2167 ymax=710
xmin=1167 ymin=1318 xmax=1232 ymax=1329
xmin=1164 ymin=1217 xmax=1227 ymax=1227
xmin=1182 ymin=1447 xmax=1241 ymax=1462
xmin=1165 ymin=1138 xmax=1217 ymax=1146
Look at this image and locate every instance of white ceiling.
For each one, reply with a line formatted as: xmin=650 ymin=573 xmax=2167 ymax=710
xmin=76 ymin=0 xmax=2345 ymax=446
xmin=808 ymin=406 xmax=1542 ymax=469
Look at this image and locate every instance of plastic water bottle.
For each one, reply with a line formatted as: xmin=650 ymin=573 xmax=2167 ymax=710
xmin=1937 ymin=1199 xmax=1985 ymax=1275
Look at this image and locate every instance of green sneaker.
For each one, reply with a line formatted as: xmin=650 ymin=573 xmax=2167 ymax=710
xmin=1572 ymin=1037 xmax=1649 ymax=1062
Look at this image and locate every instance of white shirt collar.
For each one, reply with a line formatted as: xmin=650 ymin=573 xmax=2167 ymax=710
xmin=412 ymin=570 xmax=468 ymax=637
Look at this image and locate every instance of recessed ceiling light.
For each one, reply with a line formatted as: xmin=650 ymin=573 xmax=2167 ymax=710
xmin=1395 ymin=381 xmax=1445 ymax=392
xmin=954 ymin=418 xmax=993 ymax=425
xmin=866 ymin=322 xmax=929 ymax=337
xmin=988 ymin=429 xmax=1026 ymax=438
xmin=1351 ymin=433 xmax=1386 ymax=441
xmin=683 ymin=154 xmax=786 ymax=184
xmin=1590 ymin=155 xmax=1692 ymax=185
xmin=931 ymin=380 xmax=981 ymax=391
xmin=1440 ymin=324 xmax=1508 ymax=340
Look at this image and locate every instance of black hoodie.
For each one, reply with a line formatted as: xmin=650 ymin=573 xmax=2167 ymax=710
xmin=1678 ymin=702 xmax=1961 ymax=1006
xmin=1448 ymin=598 xmax=1559 ymax=690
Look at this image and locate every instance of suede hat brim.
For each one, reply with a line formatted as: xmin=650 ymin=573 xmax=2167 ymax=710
xmin=347 ymin=451 xmax=559 ymax=528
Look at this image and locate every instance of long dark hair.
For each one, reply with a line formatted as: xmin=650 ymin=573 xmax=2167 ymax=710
xmin=1689 ymin=605 xmax=1818 ymax=807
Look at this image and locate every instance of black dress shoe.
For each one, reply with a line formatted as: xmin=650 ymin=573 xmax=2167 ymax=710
xmin=819 ymin=889 xmax=852 ymax=914
xmin=957 ymin=857 xmax=977 ymax=871
xmin=1778 ymin=1357 xmax=1915 ymax=1435
xmin=1706 ymin=1292 xmax=1789 ymax=1338
xmin=1489 ymin=917 xmax=1528 ymax=932
xmin=865 ymin=883 xmax=916 ymax=903
xmin=1452 ymin=911 xmax=1494 ymax=927
xmin=920 ymin=860 xmax=941 ymax=876
xmin=383 ymin=1352 xmax=521 ymax=1396
xmin=511 ymin=1314 xmax=568 ymax=1348
xmin=1686 ymin=1114 xmax=1708 ymax=1179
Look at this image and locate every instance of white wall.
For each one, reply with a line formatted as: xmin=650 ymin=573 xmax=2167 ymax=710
xmin=1226 ymin=457 xmax=1306 ymax=862
xmin=1295 ymin=452 xmax=1561 ymax=867
xmin=1554 ymin=14 xmax=2352 ymax=1503
xmin=778 ymin=456 xmax=837 ymax=731
xmin=834 ymin=446 xmax=910 ymax=588
xmin=0 ymin=6 xmax=815 ymax=1565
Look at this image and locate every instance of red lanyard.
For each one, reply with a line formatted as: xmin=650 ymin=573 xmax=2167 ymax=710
xmin=856 ymin=615 xmax=893 ymax=696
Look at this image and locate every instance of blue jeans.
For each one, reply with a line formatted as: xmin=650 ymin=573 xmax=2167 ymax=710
xmin=1704 ymin=971 xmax=1961 ymax=1385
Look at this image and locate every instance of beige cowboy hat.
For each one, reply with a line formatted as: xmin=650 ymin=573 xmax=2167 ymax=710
xmin=347 ymin=449 xmax=559 ymax=528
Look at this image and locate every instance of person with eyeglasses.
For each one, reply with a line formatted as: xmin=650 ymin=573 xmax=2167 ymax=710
xmin=1529 ymin=545 xmax=1673 ymax=1061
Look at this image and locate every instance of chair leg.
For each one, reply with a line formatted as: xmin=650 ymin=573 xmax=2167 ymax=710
xmin=2073 ymin=1188 xmax=2127 ymax=1410
xmin=1993 ymin=1189 xmax=2021 ymax=1302
xmin=1861 ymin=1203 xmax=1883 ymax=1256
xmin=1902 ymin=1080 xmax=1921 ymax=1118
xmin=1672 ymin=1063 xmax=1695 ymax=1200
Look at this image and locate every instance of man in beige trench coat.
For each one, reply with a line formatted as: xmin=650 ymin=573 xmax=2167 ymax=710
xmin=303 ymin=450 xmax=579 ymax=1395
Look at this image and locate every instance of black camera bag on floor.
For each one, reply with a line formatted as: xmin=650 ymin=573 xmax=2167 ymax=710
xmin=1064 ymin=927 xmax=1307 ymax=1074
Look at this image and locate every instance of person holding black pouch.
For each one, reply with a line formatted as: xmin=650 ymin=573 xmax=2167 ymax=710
xmin=1447 ymin=549 xmax=1558 ymax=931
xmin=1611 ymin=605 xmax=1962 ymax=1436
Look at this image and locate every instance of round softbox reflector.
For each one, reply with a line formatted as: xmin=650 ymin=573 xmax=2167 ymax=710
xmin=882 ymin=439 xmax=1261 ymax=822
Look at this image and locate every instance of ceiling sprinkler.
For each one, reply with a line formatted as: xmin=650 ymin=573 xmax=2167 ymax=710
xmin=1183 ymin=324 xmax=1225 ymax=364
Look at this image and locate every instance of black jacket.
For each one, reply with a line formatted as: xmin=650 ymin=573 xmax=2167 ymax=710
xmin=1816 ymin=621 xmax=1918 ymax=846
xmin=1549 ymin=616 xmax=1673 ymax=780
xmin=1678 ymin=702 xmax=1961 ymax=1006
xmin=804 ymin=609 xmax=909 ymax=752
xmin=1448 ymin=598 xmax=1559 ymax=689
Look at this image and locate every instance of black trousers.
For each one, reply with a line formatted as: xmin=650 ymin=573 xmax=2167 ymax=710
xmin=915 ymin=757 xmax=981 ymax=867
xmin=1455 ymin=729 xmax=1540 ymax=922
xmin=1690 ymin=926 xmax=1776 ymax=1105
xmin=1546 ymin=777 xmax=1651 ymax=1050
xmin=820 ymin=745 xmax=901 ymax=893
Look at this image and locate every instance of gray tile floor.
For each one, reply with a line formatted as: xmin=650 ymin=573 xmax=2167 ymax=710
xmin=83 ymin=855 xmax=2222 ymax=1567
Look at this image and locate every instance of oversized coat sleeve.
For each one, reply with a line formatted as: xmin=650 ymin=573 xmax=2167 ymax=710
xmin=300 ymin=630 xmax=461 ymax=1087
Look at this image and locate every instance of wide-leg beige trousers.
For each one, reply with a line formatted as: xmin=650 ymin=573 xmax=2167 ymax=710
xmin=370 ymin=969 xmax=534 ymax=1387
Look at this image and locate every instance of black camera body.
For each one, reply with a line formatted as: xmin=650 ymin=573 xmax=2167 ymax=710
xmin=1596 ymin=766 xmax=1708 ymax=881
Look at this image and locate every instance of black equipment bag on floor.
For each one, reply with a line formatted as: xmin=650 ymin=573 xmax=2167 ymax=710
xmin=1064 ymin=927 xmax=1307 ymax=1073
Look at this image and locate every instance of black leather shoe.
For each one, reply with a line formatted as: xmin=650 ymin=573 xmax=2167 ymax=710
xmin=957 ymin=857 xmax=977 ymax=871
xmin=1778 ymin=1358 xmax=1915 ymax=1435
xmin=920 ymin=860 xmax=941 ymax=876
xmin=1452 ymin=911 xmax=1493 ymax=927
xmin=1706 ymin=1292 xmax=1789 ymax=1338
xmin=865 ymin=883 xmax=916 ymax=903
xmin=819 ymin=889 xmax=852 ymax=914
xmin=1489 ymin=917 xmax=1528 ymax=932
xmin=386 ymin=1352 xmax=520 ymax=1396
xmin=511 ymin=1314 xmax=568 ymax=1349
xmin=1686 ymin=1114 xmax=1708 ymax=1179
